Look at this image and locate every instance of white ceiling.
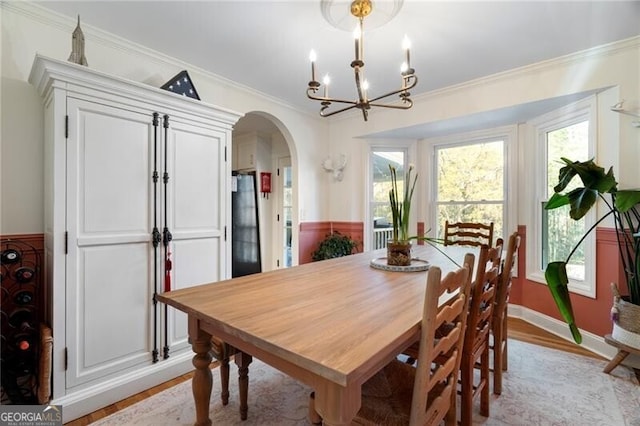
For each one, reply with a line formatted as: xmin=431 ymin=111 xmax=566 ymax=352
xmin=35 ymin=1 xmax=640 ymax=138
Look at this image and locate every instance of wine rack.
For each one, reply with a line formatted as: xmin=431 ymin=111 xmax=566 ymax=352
xmin=1 ymin=239 xmax=42 ymax=404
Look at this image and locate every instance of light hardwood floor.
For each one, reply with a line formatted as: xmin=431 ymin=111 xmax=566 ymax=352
xmin=64 ymin=317 xmax=623 ymax=425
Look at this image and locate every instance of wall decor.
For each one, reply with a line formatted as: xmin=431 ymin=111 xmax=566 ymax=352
xmin=68 ymin=15 xmax=88 ymax=66
xmin=321 ymin=154 xmax=347 ymax=181
xmin=161 ymin=70 xmax=200 ymax=100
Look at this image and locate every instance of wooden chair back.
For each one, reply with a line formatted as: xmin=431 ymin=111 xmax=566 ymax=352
xmin=409 ymin=253 xmax=475 ymax=425
xmin=494 ymin=232 xmax=520 ymax=327
xmin=444 ymin=221 xmax=494 ymax=247
xmin=459 ymin=242 xmax=502 ymax=425
xmin=466 ymin=243 xmax=502 ymax=356
xmin=313 ymin=255 xmax=476 ymax=426
xmin=491 ymin=231 xmax=521 ymax=395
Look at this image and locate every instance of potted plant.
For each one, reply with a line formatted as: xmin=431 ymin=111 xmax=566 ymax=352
xmin=544 ymin=158 xmax=640 ymax=345
xmin=387 ymin=164 xmax=418 ymax=266
xmin=312 ymin=231 xmax=358 ymax=261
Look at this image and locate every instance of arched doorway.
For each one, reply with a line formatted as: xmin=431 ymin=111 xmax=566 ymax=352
xmin=232 ymin=112 xmax=297 ymax=272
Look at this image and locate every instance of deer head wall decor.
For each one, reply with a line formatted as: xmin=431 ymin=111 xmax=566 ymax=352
xmin=322 ymin=154 xmax=347 ymax=181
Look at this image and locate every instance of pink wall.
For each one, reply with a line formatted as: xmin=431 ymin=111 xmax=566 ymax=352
xmin=510 ymin=226 xmax=622 ymax=337
xmin=299 ymin=222 xmax=364 ymax=264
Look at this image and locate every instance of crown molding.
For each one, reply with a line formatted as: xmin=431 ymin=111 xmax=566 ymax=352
xmin=414 ymin=35 xmax=640 ymax=104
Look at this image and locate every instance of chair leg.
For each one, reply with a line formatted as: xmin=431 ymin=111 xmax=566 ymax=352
xmin=445 ymin=386 xmax=457 ymax=426
xmin=235 ymin=351 xmax=252 ymax=421
xmin=308 ymin=391 xmax=323 ymax=425
xmin=502 ymin=339 xmax=508 ymax=371
xmin=493 ymin=327 xmax=503 ymax=395
xmin=480 ymin=346 xmax=490 ymax=417
xmin=220 ymin=357 xmax=231 ymax=405
xmin=460 ymin=358 xmax=474 ymax=426
xmin=502 ymin=315 xmax=509 ymax=371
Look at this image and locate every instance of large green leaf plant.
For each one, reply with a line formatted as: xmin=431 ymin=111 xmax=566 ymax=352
xmin=545 ymin=158 xmax=640 ymax=344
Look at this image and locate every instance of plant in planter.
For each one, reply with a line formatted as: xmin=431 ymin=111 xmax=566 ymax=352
xmin=387 ymin=164 xmax=418 ymax=266
xmin=312 ymin=231 xmax=358 ymax=261
xmin=544 ymin=158 xmax=640 ymax=344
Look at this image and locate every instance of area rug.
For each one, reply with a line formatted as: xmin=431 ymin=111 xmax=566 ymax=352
xmin=92 ymin=340 xmax=639 ymax=425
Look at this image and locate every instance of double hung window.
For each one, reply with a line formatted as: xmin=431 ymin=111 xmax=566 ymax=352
xmin=434 ymin=139 xmax=505 ymax=241
xmin=531 ymin=98 xmax=595 ymax=296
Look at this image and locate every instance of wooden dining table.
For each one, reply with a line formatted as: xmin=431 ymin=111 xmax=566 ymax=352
xmin=157 ymin=243 xmax=477 ymax=426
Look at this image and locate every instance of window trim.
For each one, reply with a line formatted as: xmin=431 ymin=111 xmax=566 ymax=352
xmin=527 ymin=97 xmax=597 ymax=298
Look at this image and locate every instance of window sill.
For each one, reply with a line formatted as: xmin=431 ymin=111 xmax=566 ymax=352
xmin=526 ymin=271 xmax=596 ymax=299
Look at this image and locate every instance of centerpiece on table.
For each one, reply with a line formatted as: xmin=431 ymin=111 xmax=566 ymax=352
xmin=387 ymin=164 xmax=418 ymax=266
xmin=544 ymin=158 xmax=640 ymax=346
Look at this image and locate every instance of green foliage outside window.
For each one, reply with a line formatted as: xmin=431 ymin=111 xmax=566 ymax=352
xmin=436 ymin=141 xmax=504 ymax=239
xmin=544 ymin=122 xmax=589 ymax=280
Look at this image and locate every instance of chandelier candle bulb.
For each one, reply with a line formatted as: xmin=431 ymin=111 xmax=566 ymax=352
xmin=402 ymin=35 xmax=411 ymax=70
xmin=359 ymin=21 xmax=364 ymax=61
xmin=323 ymin=75 xmax=330 ymax=97
xmin=401 ymin=62 xmax=408 ymax=88
xmin=354 ymin=26 xmax=362 ymax=61
xmin=309 ymin=50 xmax=317 ymax=83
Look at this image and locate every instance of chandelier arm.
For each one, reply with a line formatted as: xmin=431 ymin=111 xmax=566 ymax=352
xmin=368 ymin=100 xmax=414 ymax=109
xmin=320 ymin=103 xmax=360 ymax=117
xmin=367 ymin=75 xmax=418 ymax=104
xmin=307 ymin=89 xmax=359 ymax=105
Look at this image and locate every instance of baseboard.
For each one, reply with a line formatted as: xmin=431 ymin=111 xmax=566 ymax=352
xmin=53 ymin=351 xmax=193 ymax=422
xmin=507 ymin=304 xmax=620 ymax=361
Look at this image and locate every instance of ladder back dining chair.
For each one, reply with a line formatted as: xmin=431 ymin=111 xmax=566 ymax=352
xmin=490 ymin=231 xmax=520 ymax=395
xmin=459 ymin=242 xmax=502 ymax=426
xmin=444 ymin=221 xmax=494 ymax=247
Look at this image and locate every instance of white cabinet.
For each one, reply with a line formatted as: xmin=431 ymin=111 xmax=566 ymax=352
xmin=29 ymin=55 xmax=241 ymax=421
xmin=233 ymin=132 xmax=270 ymax=171
xmin=235 ymin=138 xmax=257 ymax=170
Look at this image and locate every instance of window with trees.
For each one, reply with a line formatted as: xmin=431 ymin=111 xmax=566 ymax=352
xmin=532 ymin=99 xmax=595 ymax=297
xmin=434 ymin=139 xmax=505 ymax=242
xmin=542 ymin=121 xmax=589 ymax=279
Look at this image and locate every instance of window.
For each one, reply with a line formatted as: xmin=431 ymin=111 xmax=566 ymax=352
xmin=433 ymin=138 xmax=506 ymax=242
xmin=369 ymin=149 xmax=408 ymax=250
xmin=542 ymin=121 xmax=589 ymax=279
xmin=530 ymin=98 xmax=596 ymax=297
xmin=278 ymin=157 xmax=293 ymax=268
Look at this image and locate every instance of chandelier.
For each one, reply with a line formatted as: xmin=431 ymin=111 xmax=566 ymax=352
xmin=307 ymin=0 xmax=417 ymax=121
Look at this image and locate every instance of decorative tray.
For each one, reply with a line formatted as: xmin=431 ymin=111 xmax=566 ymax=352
xmin=370 ymin=257 xmax=430 ymax=272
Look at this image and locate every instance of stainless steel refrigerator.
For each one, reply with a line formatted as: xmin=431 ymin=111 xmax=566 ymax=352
xmin=231 ymin=171 xmax=262 ymax=277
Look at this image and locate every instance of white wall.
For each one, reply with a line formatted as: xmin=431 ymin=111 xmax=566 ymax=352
xmin=2 ymin=2 xmax=639 ymax=241
xmin=0 ymin=2 xmax=329 ymax=236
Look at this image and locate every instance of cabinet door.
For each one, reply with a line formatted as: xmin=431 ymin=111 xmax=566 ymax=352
xmin=236 ymin=140 xmax=256 ymax=170
xmin=163 ymin=118 xmax=228 ymax=353
xmin=65 ymin=97 xmax=155 ymax=388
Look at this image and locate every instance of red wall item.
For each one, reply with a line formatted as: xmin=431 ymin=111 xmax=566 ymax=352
xmin=260 ymin=172 xmax=271 ymax=198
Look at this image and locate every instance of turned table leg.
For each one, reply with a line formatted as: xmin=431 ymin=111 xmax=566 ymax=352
xmin=235 ymin=351 xmax=253 ymax=420
xmin=189 ymin=317 xmax=213 ymax=426
xmin=220 ymin=357 xmax=230 ymax=405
